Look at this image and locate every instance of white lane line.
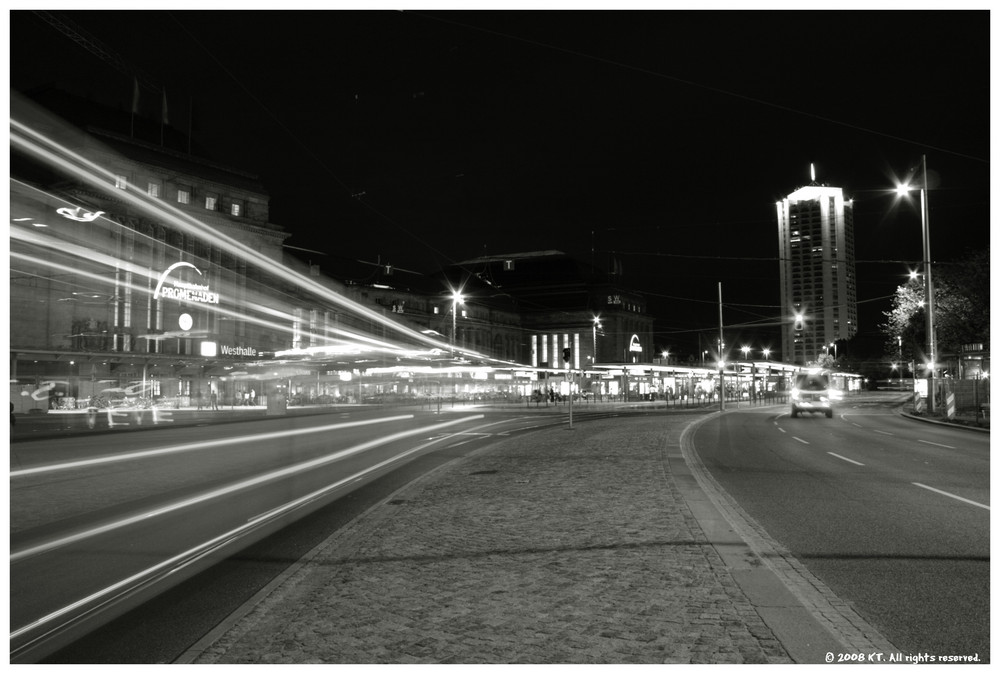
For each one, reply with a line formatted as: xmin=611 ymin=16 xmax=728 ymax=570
xmin=792 ymin=436 xmax=809 ymax=444
xmin=827 ymin=452 xmax=864 ymax=466
xmin=874 ymin=430 xmax=894 ymax=436
xmin=918 ymin=439 xmax=956 ymax=449
xmin=913 ymin=483 xmax=989 ymax=510
xmin=777 ymin=427 xmax=786 ymax=433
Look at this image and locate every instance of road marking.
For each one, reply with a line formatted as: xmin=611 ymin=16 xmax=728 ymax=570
xmin=777 ymin=427 xmax=786 ymax=433
xmin=828 ymin=452 xmax=864 ymax=466
xmin=918 ymin=439 xmax=956 ymax=449
xmin=874 ymin=430 xmax=894 ymax=436
xmin=792 ymin=436 xmax=809 ymax=444
xmin=913 ymin=483 xmax=989 ymax=510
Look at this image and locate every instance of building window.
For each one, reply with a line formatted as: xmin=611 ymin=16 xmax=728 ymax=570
xmin=148 ymin=182 xmax=160 ymax=198
xmin=115 ymin=174 xmax=128 ymax=190
xmin=177 ymin=187 xmax=190 ymax=204
xmin=231 ymin=201 xmax=242 ymax=217
xmin=205 ymin=195 xmax=217 ymax=211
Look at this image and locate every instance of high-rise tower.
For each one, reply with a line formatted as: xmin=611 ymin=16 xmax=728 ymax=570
xmin=776 ymin=167 xmax=858 ymax=365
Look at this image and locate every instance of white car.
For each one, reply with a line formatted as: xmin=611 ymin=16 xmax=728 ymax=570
xmin=790 ymin=371 xmax=834 ymax=418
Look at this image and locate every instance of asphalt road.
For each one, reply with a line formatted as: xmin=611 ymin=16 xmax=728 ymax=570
xmin=692 ymin=398 xmax=990 ymax=661
xmin=12 ymin=406 xmax=593 ymax=662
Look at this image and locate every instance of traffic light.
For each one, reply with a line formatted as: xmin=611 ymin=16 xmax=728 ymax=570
xmin=562 ymin=348 xmax=572 ymax=363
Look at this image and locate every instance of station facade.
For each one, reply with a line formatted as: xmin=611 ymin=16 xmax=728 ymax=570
xmin=11 ymin=90 xmax=816 ymax=415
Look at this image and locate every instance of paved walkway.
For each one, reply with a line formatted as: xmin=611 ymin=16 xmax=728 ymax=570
xmin=179 ymin=410 xmax=894 ymax=665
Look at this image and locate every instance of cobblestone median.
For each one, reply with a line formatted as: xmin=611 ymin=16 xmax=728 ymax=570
xmin=195 ymin=415 xmax=793 ymax=664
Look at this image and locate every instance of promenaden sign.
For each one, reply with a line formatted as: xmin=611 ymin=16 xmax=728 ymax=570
xmin=153 ymin=261 xmax=220 ymax=305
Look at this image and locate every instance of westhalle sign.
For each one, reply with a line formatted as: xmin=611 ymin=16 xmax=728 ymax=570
xmin=154 ymin=261 xmax=220 ymax=305
xmin=220 ymin=345 xmax=258 ymax=357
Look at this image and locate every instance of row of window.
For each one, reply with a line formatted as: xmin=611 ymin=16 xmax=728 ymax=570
xmin=113 ymin=173 xmax=245 ymax=217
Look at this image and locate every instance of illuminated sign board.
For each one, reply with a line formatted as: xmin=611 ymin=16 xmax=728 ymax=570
xmin=201 ymin=342 xmax=258 ymax=358
xmin=629 ymin=334 xmax=643 ymax=353
xmin=220 ymin=345 xmax=258 ymax=357
xmin=154 ymin=261 xmax=220 ymax=305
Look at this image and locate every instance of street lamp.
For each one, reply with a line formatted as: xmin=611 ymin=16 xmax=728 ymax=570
xmin=829 ymin=341 xmax=837 ymax=360
xmin=895 ymin=154 xmax=937 ymax=413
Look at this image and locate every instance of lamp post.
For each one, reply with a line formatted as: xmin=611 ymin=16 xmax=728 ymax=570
xmin=450 ymin=291 xmax=464 ymax=355
xmin=793 ymin=312 xmax=805 ymax=365
xmin=896 ymin=154 xmax=936 ymax=413
xmin=741 ymin=346 xmax=751 ymax=404
xmin=592 ymin=317 xmax=601 ymax=364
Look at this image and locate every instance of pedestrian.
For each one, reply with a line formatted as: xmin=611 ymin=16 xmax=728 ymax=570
xmin=210 ymin=389 xmax=218 ymax=411
xmin=250 ymin=388 xmax=256 ymax=405
xmin=196 ymin=388 xmax=203 ymax=410
xmin=243 ymin=390 xmax=249 ymax=406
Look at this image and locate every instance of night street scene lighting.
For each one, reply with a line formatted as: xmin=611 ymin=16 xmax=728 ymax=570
xmin=8 ymin=7 xmax=989 ymax=667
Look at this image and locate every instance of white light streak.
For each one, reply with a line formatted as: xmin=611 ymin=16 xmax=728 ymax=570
xmin=11 ymin=415 xmax=483 ymax=562
xmin=11 ymin=415 xmax=414 ymax=478
xmin=10 ymin=118 xmax=472 ymax=357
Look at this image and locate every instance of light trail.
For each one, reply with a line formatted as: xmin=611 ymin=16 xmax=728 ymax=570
xmin=12 ymin=414 xmax=493 ymax=647
xmin=10 ymin=415 xmax=484 ymax=562
xmin=10 ymin=415 xmax=414 ymax=478
xmin=10 ymin=114 xmax=496 ymax=360
xmin=8 ymin=228 xmax=434 ymax=359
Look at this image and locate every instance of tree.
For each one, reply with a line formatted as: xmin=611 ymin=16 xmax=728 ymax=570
xmin=880 ymin=247 xmax=990 ymax=369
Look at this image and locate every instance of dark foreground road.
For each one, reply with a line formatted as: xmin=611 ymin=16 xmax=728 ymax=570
xmin=694 ymin=399 xmax=989 ymax=662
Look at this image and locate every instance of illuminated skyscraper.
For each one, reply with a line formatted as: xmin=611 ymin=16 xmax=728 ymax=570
xmin=776 ymin=168 xmax=858 ymax=365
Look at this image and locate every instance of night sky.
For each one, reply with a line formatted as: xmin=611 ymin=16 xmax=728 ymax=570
xmin=9 ymin=8 xmax=991 ymax=359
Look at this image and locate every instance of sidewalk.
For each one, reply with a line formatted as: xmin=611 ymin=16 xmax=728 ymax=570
xmin=179 ymin=411 xmax=891 ymax=665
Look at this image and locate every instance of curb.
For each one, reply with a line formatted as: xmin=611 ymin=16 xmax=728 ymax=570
xmin=176 ymin=409 xmax=892 ymax=664
xmin=898 ymin=411 xmax=990 ymax=433
xmin=676 ymin=409 xmax=898 ymax=661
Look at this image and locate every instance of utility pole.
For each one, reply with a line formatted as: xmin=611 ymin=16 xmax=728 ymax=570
xmin=718 ymin=282 xmax=725 ymax=413
xmin=920 ymin=155 xmax=937 ymax=414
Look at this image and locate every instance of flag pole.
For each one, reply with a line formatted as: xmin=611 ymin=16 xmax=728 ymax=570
xmin=160 ymin=88 xmax=168 ymax=146
xmin=130 ymin=77 xmax=139 ymax=138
